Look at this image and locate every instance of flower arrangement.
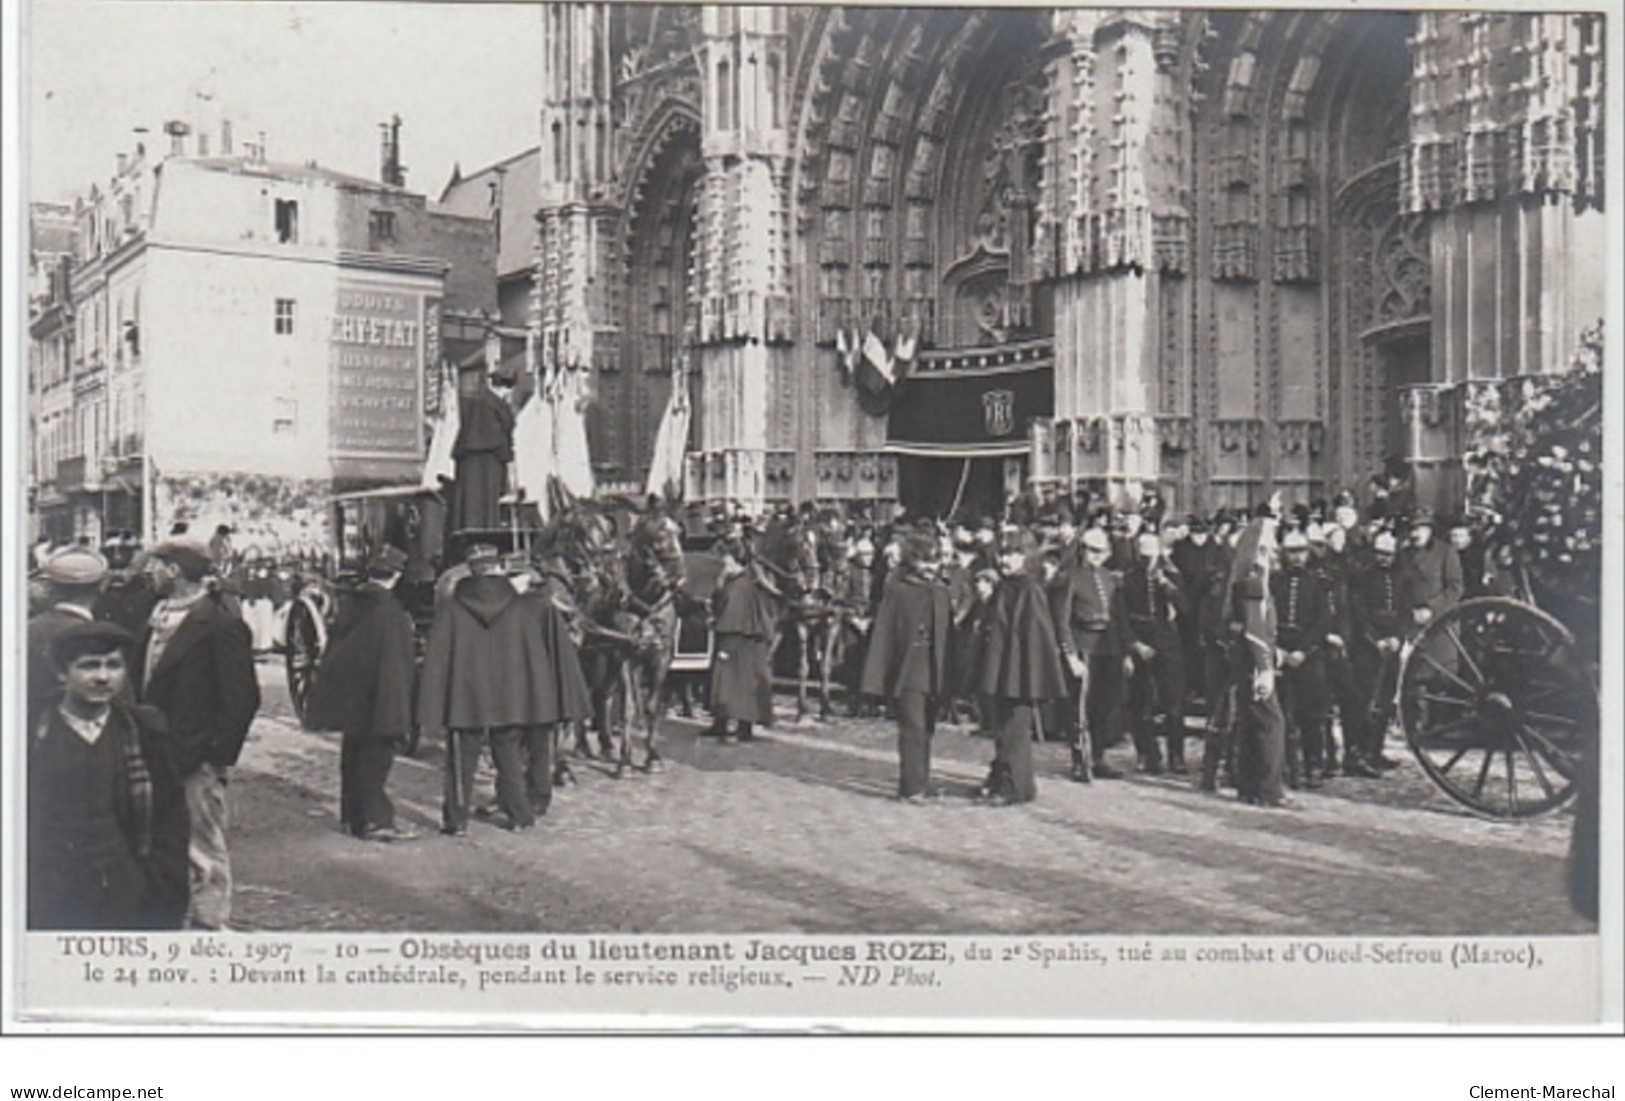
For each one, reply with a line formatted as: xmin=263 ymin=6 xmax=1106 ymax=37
xmin=1462 ymin=322 xmax=1603 ymax=609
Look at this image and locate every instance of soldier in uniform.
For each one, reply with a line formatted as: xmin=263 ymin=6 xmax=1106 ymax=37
xmin=861 ymin=534 xmax=953 ymax=802
xmin=1051 ymin=528 xmax=1128 ymax=782
xmin=1272 ymin=530 xmax=1334 ymax=788
xmin=1171 ymin=516 xmax=1225 ymax=716
xmin=1345 ymin=531 xmax=1405 ymax=775
xmin=1122 ymin=529 xmax=1188 ymax=773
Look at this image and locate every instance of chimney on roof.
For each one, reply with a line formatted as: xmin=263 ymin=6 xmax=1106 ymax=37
xmin=163 ymin=119 xmax=190 ymax=156
xmin=379 ymin=115 xmax=406 ymax=187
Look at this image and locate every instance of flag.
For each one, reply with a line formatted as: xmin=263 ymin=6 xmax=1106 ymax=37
xmin=835 ymin=328 xmax=858 ymax=383
xmin=420 ymin=369 xmax=459 ymax=490
xmin=511 ymin=390 xmax=556 ymax=520
xmin=553 ymin=369 xmax=597 ymax=500
xmin=893 ymin=327 xmax=919 ymax=386
xmin=857 ymin=329 xmax=895 ymax=396
xmin=644 ymin=382 xmax=691 ymax=501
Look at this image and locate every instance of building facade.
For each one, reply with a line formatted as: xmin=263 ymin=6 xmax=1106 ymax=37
xmin=526 ymin=6 xmax=1606 ymax=518
xmin=27 ymin=130 xmax=496 ymax=553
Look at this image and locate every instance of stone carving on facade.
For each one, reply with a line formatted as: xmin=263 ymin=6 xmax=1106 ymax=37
xmin=1216 ymin=418 xmax=1263 ymax=456
xmin=1277 ymin=419 xmax=1325 ymax=457
xmin=1157 ymin=415 xmax=1194 ymax=454
xmin=1375 ymin=212 xmax=1431 ymax=324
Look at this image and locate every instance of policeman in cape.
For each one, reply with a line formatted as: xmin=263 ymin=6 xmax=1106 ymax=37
xmin=974 ymin=529 xmax=1069 ymax=805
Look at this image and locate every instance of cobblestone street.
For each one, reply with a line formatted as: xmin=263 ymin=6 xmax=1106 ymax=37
xmin=226 ymin=661 xmax=1590 ymax=936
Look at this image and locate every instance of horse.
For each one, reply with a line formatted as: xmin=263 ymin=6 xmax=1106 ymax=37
xmin=546 ymin=504 xmax=680 ymax=777
xmin=754 ymin=512 xmax=858 ymax=722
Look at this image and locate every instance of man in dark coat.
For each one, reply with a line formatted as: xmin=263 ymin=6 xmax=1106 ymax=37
xmin=418 ymin=543 xmax=584 ymax=834
xmin=1399 ymin=507 xmax=1464 ymax=674
xmin=305 ymin=546 xmax=420 ymax=842
xmin=705 ymin=538 xmax=780 ymax=743
xmin=450 ymin=370 xmax=516 ymax=536
xmin=511 ymin=558 xmax=593 ymax=815
xmin=1345 ymin=531 xmax=1406 ymax=775
xmin=137 ymin=538 xmax=261 ymax=930
xmin=1122 ymin=530 xmax=1189 ymax=773
xmin=30 ymin=622 xmax=190 ymax=930
xmin=861 ymin=534 xmax=953 ymax=802
xmin=975 ymin=534 xmax=1068 ymax=804
xmin=1051 ymin=528 xmax=1129 ymax=782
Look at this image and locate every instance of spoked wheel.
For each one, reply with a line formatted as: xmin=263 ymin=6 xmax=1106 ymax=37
xmin=1398 ymin=597 xmax=1596 ymax=820
xmin=284 ymin=595 xmax=327 ymax=726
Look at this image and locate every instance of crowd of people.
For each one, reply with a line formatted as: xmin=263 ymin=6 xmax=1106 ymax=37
xmin=701 ymin=488 xmax=1484 ymax=810
xmin=25 ymin=484 xmax=1490 ymax=930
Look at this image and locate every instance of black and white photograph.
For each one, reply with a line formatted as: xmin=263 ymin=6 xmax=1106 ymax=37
xmin=3 ymin=0 xmax=1620 ymax=1047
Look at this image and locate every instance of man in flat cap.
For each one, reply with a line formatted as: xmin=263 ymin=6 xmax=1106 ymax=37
xmin=137 ymin=537 xmax=261 ymax=929
xmin=305 ymin=546 xmax=420 ymax=842
xmin=29 ymin=621 xmax=190 ymax=930
xmin=26 ymin=545 xmax=110 ymax=733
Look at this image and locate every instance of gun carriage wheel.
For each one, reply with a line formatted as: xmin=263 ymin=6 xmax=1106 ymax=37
xmin=1398 ymin=597 xmax=1596 ymax=820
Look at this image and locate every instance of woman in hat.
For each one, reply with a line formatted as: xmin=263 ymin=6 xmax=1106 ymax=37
xmin=705 ymin=537 xmax=779 ymax=743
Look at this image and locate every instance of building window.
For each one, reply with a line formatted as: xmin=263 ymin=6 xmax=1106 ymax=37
xmin=274 ymin=298 xmax=295 ymax=335
xmin=368 ymin=209 xmax=397 ymax=248
xmin=275 ymin=199 xmax=299 ymax=243
xmin=273 ymin=398 xmax=298 ymax=435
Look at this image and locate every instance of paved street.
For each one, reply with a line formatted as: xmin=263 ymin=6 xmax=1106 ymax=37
xmin=228 ymin=660 xmax=1590 ymax=936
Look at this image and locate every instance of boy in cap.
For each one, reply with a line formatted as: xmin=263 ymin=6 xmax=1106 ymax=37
xmin=29 ymin=621 xmax=190 ymax=929
xmin=305 ymin=546 xmax=420 ymax=842
xmin=138 ymin=537 xmax=261 ymax=929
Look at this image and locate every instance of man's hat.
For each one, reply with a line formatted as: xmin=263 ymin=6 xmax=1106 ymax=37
xmin=41 ymin=545 xmax=109 ymax=586
xmin=150 ymin=537 xmax=214 ymax=581
xmin=464 ymin=543 xmax=502 ymax=567
xmin=1373 ymin=532 xmax=1398 ymax=554
xmin=367 ymin=545 xmax=409 ymax=575
xmin=49 ymin=620 xmax=136 ymax=669
xmin=973 ymin=568 xmax=1000 ymax=587
xmin=1281 ymin=530 xmax=1310 ymax=551
xmin=1410 ymin=506 xmax=1436 ymax=528
xmin=1081 ymin=528 xmax=1111 ymax=552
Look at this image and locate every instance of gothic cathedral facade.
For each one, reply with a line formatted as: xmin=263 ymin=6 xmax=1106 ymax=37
xmin=532 ymin=7 xmax=1606 ymax=519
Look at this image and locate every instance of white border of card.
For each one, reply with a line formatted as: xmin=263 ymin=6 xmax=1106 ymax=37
xmin=4 ymin=0 xmax=1621 ymax=1041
